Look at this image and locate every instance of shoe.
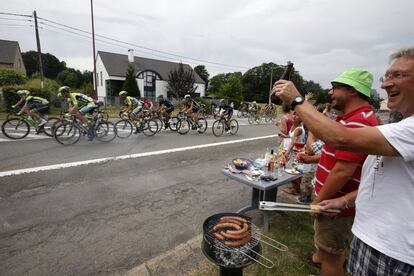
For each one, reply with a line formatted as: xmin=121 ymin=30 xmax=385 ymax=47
xmin=39 ymin=120 xmax=47 ymax=126
xmin=196 ymin=127 xmax=200 ymax=132
xmin=134 ymin=128 xmax=140 ymax=134
xmin=296 ymin=195 xmax=312 ymax=204
xmin=226 ymin=129 xmax=231 ymax=134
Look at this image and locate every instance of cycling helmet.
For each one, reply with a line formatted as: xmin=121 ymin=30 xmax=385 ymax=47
xmin=157 ymin=95 xmax=164 ymax=102
xmin=17 ymin=90 xmax=30 ymax=96
xmin=184 ymin=94 xmax=191 ymax=99
xmin=58 ymin=86 xmax=70 ymax=93
xmin=119 ymin=91 xmax=128 ymax=97
xmin=219 ymin=99 xmax=225 ymax=103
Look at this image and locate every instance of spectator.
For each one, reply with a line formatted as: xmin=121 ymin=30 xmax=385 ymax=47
xmin=275 ymin=67 xmax=379 ymax=275
xmin=272 ymin=47 xmax=414 ymax=276
xmin=275 ymin=104 xmax=294 ymax=153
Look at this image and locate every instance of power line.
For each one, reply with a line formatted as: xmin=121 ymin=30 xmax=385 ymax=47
xmin=0 ymin=12 xmax=32 ymax=18
xmin=0 ymin=17 xmax=33 ymax=22
xmin=36 ymin=16 xmax=250 ymax=70
xmin=2 ymin=11 xmax=251 ymax=70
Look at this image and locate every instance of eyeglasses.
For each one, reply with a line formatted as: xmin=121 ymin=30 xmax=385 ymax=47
xmin=380 ymin=71 xmax=412 ymax=82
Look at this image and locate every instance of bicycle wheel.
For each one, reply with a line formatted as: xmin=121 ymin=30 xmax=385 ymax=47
xmin=229 ymin=119 xmax=239 ymax=135
xmin=43 ymin=117 xmax=61 ymax=137
xmin=197 ymin=117 xmax=208 ymax=133
xmin=177 ymin=119 xmax=190 ymax=135
xmin=96 ymin=121 xmax=117 ymax=142
xmin=1 ymin=118 xmax=30 ymax=139
xmin=248 ymin=114 xmax=255 ymax=125
xmin=114 ymin=119 xmax=133 ymax=139
xmin=169 ymin=117 xmax=179 ymax=131
xmin=154 ymin=117 xmax=163 ymax=133
xmin=212 ymin=120 xmax=224 ymax=137
xmin=142 ymin=119 xmax=158 ymax=136
xmin=54 ymin=121 xmax=81 ymax=145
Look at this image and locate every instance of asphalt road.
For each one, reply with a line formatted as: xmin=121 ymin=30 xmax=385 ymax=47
xmin=0 ymin=118 xmax=281 ymax=275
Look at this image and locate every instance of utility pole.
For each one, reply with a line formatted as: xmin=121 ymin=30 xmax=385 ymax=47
xmin=90 ymin=0 xmax=97 ymax=99
xmin=33 ymin=11 xmax=44 ymax=89
xmin=268 ymin=66 xmax=273 ymax=105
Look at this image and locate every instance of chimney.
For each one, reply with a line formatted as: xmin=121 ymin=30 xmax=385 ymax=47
xmin=128 ymin=49 xmax=134 ymax=63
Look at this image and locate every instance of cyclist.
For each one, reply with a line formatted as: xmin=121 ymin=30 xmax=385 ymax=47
xmin=119 ymin=91 xmax=144 ymax=132
xmin=12 ymin=90 xmax=49 ymax=126
xmin=58 ymin=86 xmax=96 ymax=125
xmin=182 ymin=94 xmax=201 ymax=130
xmin=157 ymin=95 xmax=174 ymax=129
xmin=218 ymin=99 xmax=234 ymax=133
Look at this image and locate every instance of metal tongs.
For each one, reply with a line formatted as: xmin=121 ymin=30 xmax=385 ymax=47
xmin=259 ymin=201 xmax=341 ymax=214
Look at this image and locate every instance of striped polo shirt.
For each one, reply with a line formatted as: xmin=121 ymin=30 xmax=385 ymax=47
xmin=314 ymin=105 xmax=379 ymax=216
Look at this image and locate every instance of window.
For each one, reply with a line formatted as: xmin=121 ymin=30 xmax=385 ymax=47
xmin=100 ymin=72 xmax=103 ymax=86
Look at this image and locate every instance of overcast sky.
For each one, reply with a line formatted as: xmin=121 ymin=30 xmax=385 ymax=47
xmin=1 ymin=0 xmax=414 ymax=97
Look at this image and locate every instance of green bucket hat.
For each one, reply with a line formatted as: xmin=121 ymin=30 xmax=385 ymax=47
xmin=331 ymin=68 xmax=373 ymax=97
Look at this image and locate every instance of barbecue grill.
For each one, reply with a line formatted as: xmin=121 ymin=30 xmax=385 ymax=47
xmin=202 ymin=212 xmax=287 ymax=276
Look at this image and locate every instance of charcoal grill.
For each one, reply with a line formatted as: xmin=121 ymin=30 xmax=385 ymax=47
xmin=202 ymin=212 xmax=287 ymax=276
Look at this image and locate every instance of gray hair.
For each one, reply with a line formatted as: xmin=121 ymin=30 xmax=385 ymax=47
xmin=389 ymin=47 xmax=414 ymax=62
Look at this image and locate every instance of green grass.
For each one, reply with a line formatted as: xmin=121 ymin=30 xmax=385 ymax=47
xmin=190 ymin=212 xmax=319 ymax=276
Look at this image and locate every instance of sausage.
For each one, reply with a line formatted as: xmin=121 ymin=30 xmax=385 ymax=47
xmin=220 ymin=230 xmax=250 ymax=240
xmin=227 ymin=222 xmax=249 ymax=235
xmin=219 ymin=216 xmax=248 ymax=224
xmin=213 ymin=232 xmax=225 ymax=240
xmin=224 ymin=235 xmax=252 ymax=247
xmin=212 ymin=222 xmax=241 ymax=231
xmin=218 ymin=218 xmax=243 ymax=226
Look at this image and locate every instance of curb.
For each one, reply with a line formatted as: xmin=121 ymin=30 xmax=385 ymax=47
xmin=125 ymin=235 xmax=203 ymax=276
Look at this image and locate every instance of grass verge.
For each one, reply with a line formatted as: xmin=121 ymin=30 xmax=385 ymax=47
xmin=190 ymin=212 xmax=320 ymax=276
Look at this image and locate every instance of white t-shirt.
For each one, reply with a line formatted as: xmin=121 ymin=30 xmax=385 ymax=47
xmin=352 ymin=115 xmax=414 ymax=265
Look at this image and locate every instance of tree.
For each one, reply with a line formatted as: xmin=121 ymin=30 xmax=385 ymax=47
xmin=22 ymin=51 xmax=66 ymax=78
xmin=121 ymin=65 xmax=140 ymax=98
xmin=208 ymin=72 xmax=242 ymax=96
xmin=56 ymin=69 xmax=80 ymax=88
xmin=194 ymin=65 xmax=209 ymax=89
xmin=167 ymin=62 xmax=196 ymax=98
xmin=220 ymin=74 xmax=243 ymax=101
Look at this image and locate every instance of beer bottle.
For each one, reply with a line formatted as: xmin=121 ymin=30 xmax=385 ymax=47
xmin=271 ymin=61 xmax=294 ymax=105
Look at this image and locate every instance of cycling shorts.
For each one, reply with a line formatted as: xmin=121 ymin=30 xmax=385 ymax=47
xmin=29 ymin=103 xmax=49 ymax=114
xmin=79 ymin=104 xmax=96 ymax=115
xmin=132 ymin=106 xmax=142 ymax=116
xmin=166 ymin=106 xmax=174 ymax=114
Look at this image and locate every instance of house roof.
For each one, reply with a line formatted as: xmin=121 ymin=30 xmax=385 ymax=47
xmin=0 ymin=39 xmax=20 ymax=64
xmin=98 ymin=51 xmax=205 ymax=84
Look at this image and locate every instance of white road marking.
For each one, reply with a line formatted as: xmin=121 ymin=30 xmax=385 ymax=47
xmin=0 ymin=134 xmax=278 ymax=178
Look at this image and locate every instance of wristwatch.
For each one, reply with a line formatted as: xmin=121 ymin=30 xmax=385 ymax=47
xmin=291 ymin=96 xmax=305 ymax=110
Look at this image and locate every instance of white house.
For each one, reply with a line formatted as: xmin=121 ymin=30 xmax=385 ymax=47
xmin=95 ymin=50 xmax=205 ymax=105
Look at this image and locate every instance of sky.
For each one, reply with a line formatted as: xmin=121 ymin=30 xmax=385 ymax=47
xmin=1 ymin=0 xmax=414 ymax=97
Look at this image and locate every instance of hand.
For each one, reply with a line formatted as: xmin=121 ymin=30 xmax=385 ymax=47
xmin=318 ymin=197 xmax=346 ymax=211
xmin=272 ymin=80 xmax=301 ymax=105
xmin=11 ymin=105 xmax=16 ymax=108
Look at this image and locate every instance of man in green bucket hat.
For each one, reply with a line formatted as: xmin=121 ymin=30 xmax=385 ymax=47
xmin=280 ymin=67 xmax=380 ymax=275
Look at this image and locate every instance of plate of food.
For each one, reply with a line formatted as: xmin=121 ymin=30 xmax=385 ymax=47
xmin=232 ymin=158 xmax=253 ymax=170
xmin=284 ymin=167 xmax=302 ymax=175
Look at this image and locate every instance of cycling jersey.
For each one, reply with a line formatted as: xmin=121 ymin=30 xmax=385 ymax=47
xmin=124 ymin=96 xmax=140 ymax=109
xmin=25 ymin=96 xmax=49 ymax=105
xmin=67 ymin=93 xmax=96 ymax=107
xmin=160 ymin=99 xmax=174 ymax=113
xmin=142 ymin=98 xmax=153 ymax=110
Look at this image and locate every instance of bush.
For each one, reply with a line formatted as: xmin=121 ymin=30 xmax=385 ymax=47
xmin=2 ymin=77 xmax=61 ymax=111
xmin=0 ymin=68 xmax=27 ymax=86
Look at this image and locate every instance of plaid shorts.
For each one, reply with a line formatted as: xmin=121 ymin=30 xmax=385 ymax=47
xmin=347 ymin=236 xmax=413 ymax=276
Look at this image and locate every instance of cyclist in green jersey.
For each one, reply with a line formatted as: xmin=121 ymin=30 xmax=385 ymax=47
xmin=12 ymin=90 xmax=49 ymax=126
xmin=119 ymin=91 xmax=143 ymax=122
xmin=58 ymin=86 xmax=97 ymax=124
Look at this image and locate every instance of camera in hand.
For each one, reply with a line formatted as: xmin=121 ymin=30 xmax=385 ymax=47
xmin=271 ymin=61 xmax=294 ymax=105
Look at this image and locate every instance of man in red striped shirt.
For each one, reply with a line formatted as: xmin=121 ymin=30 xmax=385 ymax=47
xmin=311 ymin=68 xmax=379 ymax=275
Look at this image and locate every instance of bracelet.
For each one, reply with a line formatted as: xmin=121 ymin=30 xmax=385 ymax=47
xmin=342 ymin=197 xmax=349 ymax=209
